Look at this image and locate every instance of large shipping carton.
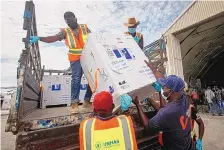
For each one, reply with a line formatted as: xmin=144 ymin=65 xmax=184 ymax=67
xmin=41 ymin=75 xmax=71 ymax=108
xmin=81 ymin=33 xmax=156 ymax=109
xmin=41 ymin=75 xmax=88 ymax=108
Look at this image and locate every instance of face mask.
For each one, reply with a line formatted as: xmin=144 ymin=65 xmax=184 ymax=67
xmin=128 ymin=28 xmax=136 ymax=33
xmin=161 ymin=88 xmax=168 ymax=100
xmin=161 ymin=88 xmax=171 ymax=100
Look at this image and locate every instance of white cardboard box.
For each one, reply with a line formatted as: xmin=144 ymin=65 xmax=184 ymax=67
xmin=42 ymin=75 xmax=71 ymax=108
xmin=81 ymin=33 xmax=156 ymax=110
xmin=41 ymin=75 xmax=88 ymax=108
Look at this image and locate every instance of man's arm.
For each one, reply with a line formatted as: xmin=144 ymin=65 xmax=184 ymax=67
xmin=148 ymin=97 xmax=161 ymax=111
xmin=145 ymin=60 xmax=166 ymax=108
xmin=39 ymin=36 xmax=61 ymax=43
xmin=133 ymin=96 xmax=166 ymax=134
xmin=139 ymin=36 xmax=144 ymax=49
xmin=144 ymin=60 xmax=164 ymax=80
xmin=133 ymin=96 xmax=149 ymax=130
xmin=191 ymin=107 xmax=204 ymax=140
xmin=39 ymin=29 xmax=66 ymax=43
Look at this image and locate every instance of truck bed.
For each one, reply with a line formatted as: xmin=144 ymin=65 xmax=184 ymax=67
xmin=20 ymin=106 xmax=92 ymax=131
xmin=22 ymin=107 xmax=71 ymax=121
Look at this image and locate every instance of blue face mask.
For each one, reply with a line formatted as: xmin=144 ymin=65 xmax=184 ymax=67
xmin=128 ymin=28 xmax=136 ymax=33
xmin=161 ymin=88 xmax=168 ymax=100
xmin=120 ymin=94 xmax=132 ymax=111
xmin=161 ymin=88 xmax=172 ymax=100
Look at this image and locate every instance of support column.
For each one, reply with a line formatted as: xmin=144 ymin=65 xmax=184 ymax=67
xmin=165 ymin=34 xmax=184 ymax=80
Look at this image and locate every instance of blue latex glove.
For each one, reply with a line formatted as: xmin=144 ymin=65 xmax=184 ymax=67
xmin=30 ymin=36 xmax=40 ymax=44
xmin=196 ymin=139 xmax=202 ymax=150
xmin=152 ymin=82 xmax=162 ymax=92
xmin=120 ymin=94 xmax=132 ymax=111
xmin=134 ymin=36 xmax=140 ymax=43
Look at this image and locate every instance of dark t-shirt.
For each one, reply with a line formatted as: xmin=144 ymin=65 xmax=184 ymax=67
xmin=148 ymin=95 xmax=192 ymax=150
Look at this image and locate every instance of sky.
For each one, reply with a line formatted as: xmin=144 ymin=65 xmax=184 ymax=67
xmin=1 ymin=0 xmax=192 ymax=87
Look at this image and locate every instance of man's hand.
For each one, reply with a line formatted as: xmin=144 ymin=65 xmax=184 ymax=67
xmin=144 ymin=60 xmax=164 ymax=79
xmin=132 ymin=96 xmax=140 ymax=106
xmin=30 ymin=36 xmax=40 ymax=44
xmin=196 ymin=139 xmax=202 ymax=150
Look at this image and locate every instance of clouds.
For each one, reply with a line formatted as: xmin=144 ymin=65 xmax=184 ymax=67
xmin=1 ymin=0 xmax=191 ymax=87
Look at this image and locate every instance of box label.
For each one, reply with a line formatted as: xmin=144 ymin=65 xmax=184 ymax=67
xmin=80 ymin=84 xmax=87 ymax=90
xmin=113 ymin=49 xmax=122 ymax=58
xmin=52 ymin=84 xmax=61 ymax=91
xmin=120 ymin=48 xmax=134 ymax=60
xmin=109 ymin=59 xmax=132 ymax=74
xmin=118 ymin=80 xmax=130 ymax=90
xmin=139 ymin=66 xmax=154 ymax=78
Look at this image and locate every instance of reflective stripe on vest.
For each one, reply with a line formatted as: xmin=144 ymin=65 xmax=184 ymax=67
xmin=158 ymin=131 xmax=163 ymax=146
xmin=83 ymin=116 xmax=135 ymax=150
xmin=63 ymin=24 xmax=88 ymax=55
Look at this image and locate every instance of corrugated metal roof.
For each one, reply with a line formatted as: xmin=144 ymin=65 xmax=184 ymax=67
xmin=164 ymin=1 xmax=224 ymax=35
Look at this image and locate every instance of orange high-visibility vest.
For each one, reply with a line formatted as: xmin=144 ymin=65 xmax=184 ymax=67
xmin=61 ymin=24 xmax=88 ymax=61
xmin=79 ymin=115 xmax=138 ymax=150
xmin=124 ymin=32 xmax=142 ymax=43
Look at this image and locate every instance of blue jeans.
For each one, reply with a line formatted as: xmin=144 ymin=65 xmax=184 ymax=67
xmin=70 ymin=60 xmax=92 ymax=104
xmin=217 ymin=100 xmax=224 ymax=114
xmin=208 ymin=103 xmax=215 ymax=115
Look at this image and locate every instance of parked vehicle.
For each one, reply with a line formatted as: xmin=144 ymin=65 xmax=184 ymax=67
xmin=5 ymin=1 xmax=167 ymax=149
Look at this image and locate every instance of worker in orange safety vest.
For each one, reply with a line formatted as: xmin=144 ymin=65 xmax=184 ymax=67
xmin=124 ymin=17 xmax=144 ymax=49
xmin=79 ymin=91 xmax=138 ymax=150
xmin=30 ymin=11 xmax=93 ymax=113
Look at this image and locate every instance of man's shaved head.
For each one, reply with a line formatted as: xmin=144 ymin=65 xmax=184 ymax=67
xmin=64 ymin=11 xmax=75 ymax=20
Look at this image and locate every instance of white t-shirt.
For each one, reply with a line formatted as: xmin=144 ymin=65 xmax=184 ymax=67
xmin=205 ymin=89 xmax=215 ymax=103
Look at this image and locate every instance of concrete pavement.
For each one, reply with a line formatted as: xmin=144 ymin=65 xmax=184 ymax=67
xmin=1 ymin=115 xmax=16 ymax=150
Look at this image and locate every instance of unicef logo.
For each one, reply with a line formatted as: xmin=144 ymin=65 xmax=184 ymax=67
xmin=95 ymin=142 xmax=101 ymax=149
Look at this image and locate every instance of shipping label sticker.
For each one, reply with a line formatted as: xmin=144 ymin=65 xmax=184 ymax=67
xmin=120 ymin=48 xmax=136 ymax=60
xmin=113 ymin=49 xmax=122 ymax=58
xmin=139 ymin=66 xmax=154 ymax=78
xmin=103 ymin=44 xmax=116 ymax=60
xmin=109 ymin=59 xmax=132 ymax=74
xmin=80 ymin=84 xmax=87 ymax=90
xmin=118 ymin=80 xmax=130 ymax=90
xmin=52 ymin=84 xmax=61 ymax=91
